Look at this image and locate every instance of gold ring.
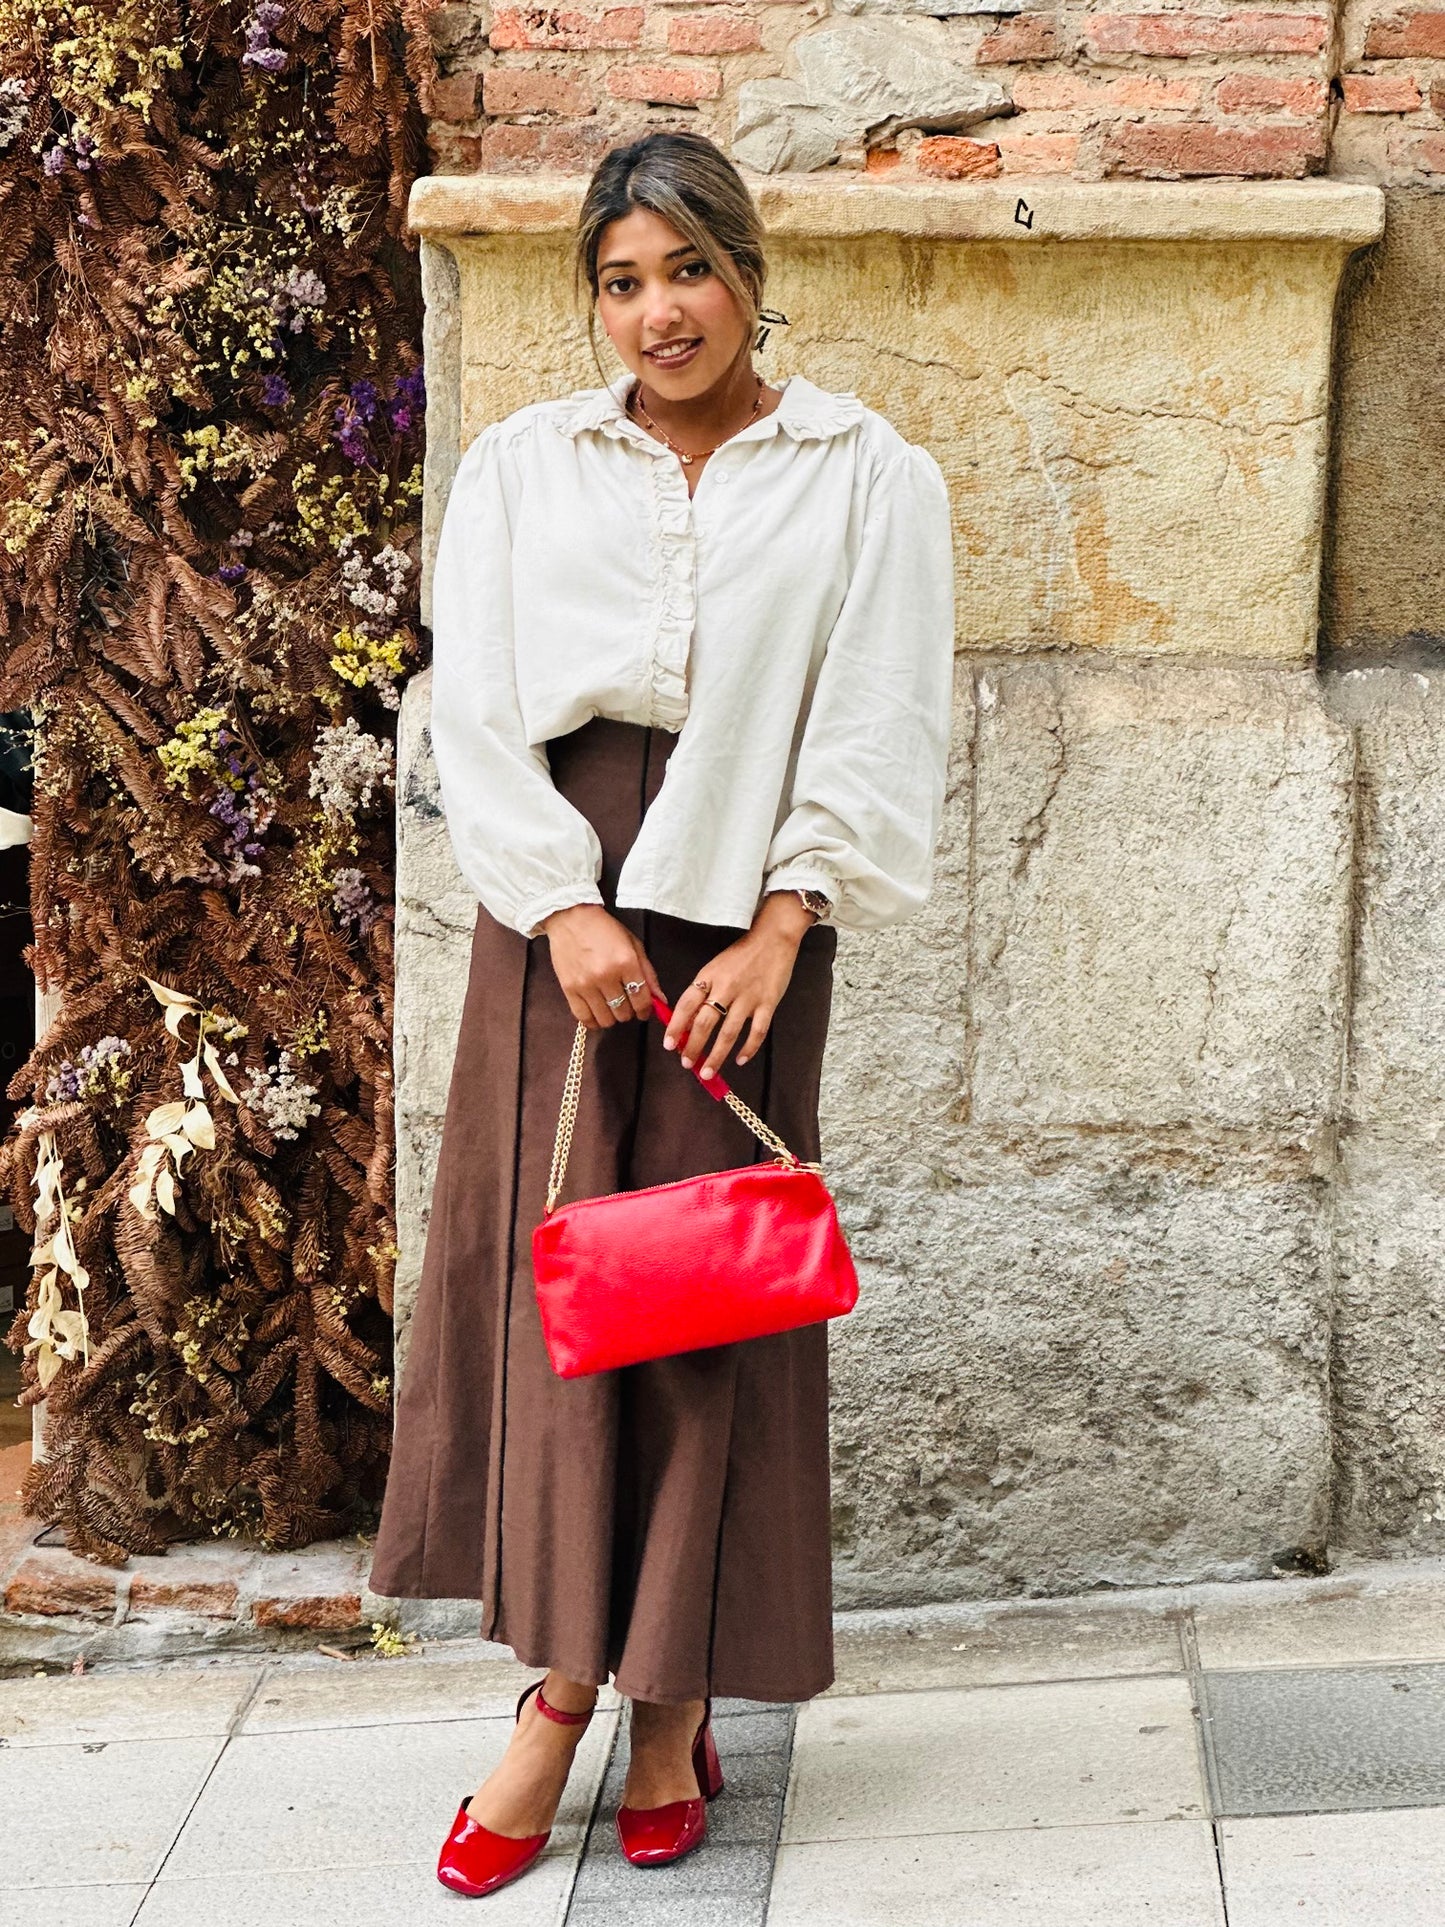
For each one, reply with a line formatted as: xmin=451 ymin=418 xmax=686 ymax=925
xmin=708 ymin=999 xmax=729 ymax=1016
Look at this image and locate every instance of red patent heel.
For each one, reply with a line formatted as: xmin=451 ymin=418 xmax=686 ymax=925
xmin=615 ymin=1699 xmax=724 ymax=1868
xmin=436 ymin=1680 xmax=594 ymax=1899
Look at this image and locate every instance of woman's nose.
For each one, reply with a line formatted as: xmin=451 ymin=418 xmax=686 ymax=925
xmin=642 ymin=284 xmax=685 ymax=331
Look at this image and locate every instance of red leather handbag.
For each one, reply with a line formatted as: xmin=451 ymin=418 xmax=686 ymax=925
xmin=531 ymin=994 xmax=858 ymax=1378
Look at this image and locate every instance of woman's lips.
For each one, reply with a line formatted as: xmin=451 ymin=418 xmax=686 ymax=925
xmin=643 ymin=338 xmax=702 ymax=369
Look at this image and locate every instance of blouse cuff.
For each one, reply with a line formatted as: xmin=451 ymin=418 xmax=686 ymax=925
xmin=762 ymin=863 xmax=842 ymax=914
xmin=516 ymin=880 xmax=605 ymax=941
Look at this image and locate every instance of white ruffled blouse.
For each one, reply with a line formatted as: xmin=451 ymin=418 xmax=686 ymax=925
xmin=428 ymin=370 xmax=956 ymax=938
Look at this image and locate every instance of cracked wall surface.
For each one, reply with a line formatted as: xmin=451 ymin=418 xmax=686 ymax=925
xmin=390 ymin=188 xmax=1445 ymax=1602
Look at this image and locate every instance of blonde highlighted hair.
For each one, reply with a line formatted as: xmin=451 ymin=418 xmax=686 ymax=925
xmin=574 ymin=132 xmax=767 ymax=381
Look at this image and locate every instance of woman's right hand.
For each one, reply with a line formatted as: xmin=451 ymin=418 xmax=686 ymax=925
xmin=540 ymin=904 xmax=663 ymax=1030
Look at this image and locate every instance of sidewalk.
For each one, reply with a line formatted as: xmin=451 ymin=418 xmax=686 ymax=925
xmin=3 ymin=1557 xmax=1445 ymax=1925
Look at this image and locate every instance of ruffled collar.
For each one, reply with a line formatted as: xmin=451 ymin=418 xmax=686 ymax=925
xmin=553 ymin=371 xmax=867 ymax=448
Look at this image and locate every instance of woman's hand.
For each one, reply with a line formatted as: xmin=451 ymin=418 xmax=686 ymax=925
xmin=664 ymin=891 xmax=816 ymax=1079
xmin=540 ymin=904 xmax=663 ymax=1030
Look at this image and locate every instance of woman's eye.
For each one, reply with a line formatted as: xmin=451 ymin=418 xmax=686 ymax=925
xmin=678 ymin=259 xmax=709 ymax=280
xmin=604 ymin=277 xmax=635 ymax=296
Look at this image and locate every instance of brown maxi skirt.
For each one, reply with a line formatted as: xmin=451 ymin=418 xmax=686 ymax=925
xmin=369 ymin=716 xmax=838 ymax=1705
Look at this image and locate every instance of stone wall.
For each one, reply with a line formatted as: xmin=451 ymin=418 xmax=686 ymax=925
xmin=423 ymin=1 xmax=1445 ymax=186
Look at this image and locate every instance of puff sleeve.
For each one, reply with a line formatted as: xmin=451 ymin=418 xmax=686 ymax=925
xmin=761 ymin=442 xmax=956 ymax=929
xmin=427 ymin=426 xmax=606 ymax=938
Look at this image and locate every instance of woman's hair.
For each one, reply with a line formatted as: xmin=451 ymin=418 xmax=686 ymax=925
xmin=574 ymin=132 xmax=767 ymax=378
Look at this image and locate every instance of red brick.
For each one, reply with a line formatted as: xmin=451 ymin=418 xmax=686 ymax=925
xmin=667 ymin=11 xmax=761 ymax=52
xmin=475 ymin=119 xmax=615 ymax=169
xmin=129 ymin=1577 xmax=240 ymax=1618
xmin=1216 ymin=73 xmax=1328 ymax=115
xmin=916 ymin=135 xmax=1002 ymax=179
xmin=252 ymin=1591 xmax=362 ymax=1630
xmin=4 ymin=1554 xmax=117 ymax=1619
xmin=997 ymin=130 xmax=1081 ymax=173
xmin=1414 ymin=130 xmax=1445 ymax=168
xmin=489 ymin=6 xmax=643 ymax=50
xmin=1086 ymin=12 xmax=1329 ymax=57
xmin=482 ymin=68 xmax=594 ymax=113
xmin=864 ymin=145 xmax=904 ymax=172
xmin=426 ymin=70 xmax=482 ymax=121
xmin=1342 ymin=71 xmax=1424 ymax=110
xmin=1105 ymin=119 xmax=1326 ymax=176
xmin=1433 ymin=75 xmax=1445 ymax=113
xmin=1364 ymin=11 xmax=1445 ymax=56
xmin=605 ymin=63 xmax=723 ymax=103
xmin=1012 ymin=71 xmax=1201 ymax=111
xmin=977 ymin=13 xmax=1060 ymax=62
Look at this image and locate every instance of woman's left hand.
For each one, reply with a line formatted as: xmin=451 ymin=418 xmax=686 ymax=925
xmin=664 ymin=891 xmax=817 ymax=1079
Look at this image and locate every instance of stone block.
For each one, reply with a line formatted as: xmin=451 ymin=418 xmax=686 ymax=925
xmin=392 ymin=669 xmax=475 ymax=1358
xmin=836 ymin=0 xmax=1025 ymax=11
xmin=1325 ymin=190 xmax=1445 ymax=650
xmin=969 ymin=663 xmax=1353 ymax=1131
xmin=734 ymin=20 xmax=1010 ymax=172
xmin=250 ymin=1592 xmax=362 ymax=1631
xmin=1328 ymin=665 xmax=1445 ymax=1141
xmin=1330 ymin=1139 xmax=1445 ymax=1557
xmin=824 ymin=1142 xmax=1333 ymax=1605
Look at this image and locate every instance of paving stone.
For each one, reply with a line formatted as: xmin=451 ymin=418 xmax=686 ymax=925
xmin=768 ymin=1822 xmax=1225 ymax=1927
xmin=238 ymin=1653 xmax=540 ymax=1732
xmin=1193 ymin=1575 xmax=1445 ymax=1671
xmin=709 ymin=1709 xmax=794 ymax=1756
xmin=1221 ymin=1807 xmax=1445 ymax=1926
xmin=784 ymin=1679 xmax=1205 ymax=1842
xmin=566 ymin=1896 xmax=767 ymax=1927
xmin=0 ymin=1664 xmax=261 ymax=1747
xmin=0 ymin=1886 xmax=147 ymax=1927
xmin=162 ymin=1710 xmax=616 ymax=1876
xmin=136 ymin=1856 xmax=575 ymax=1926
xmin=829 ymin=1600 xmax=1183 ymax=1695
xmin=1201 ymin=1663 xmax=1445 ymax=1815
xmin=0 ymin=1735 xmax=223 ymax=1886
xmin=566 ymin=1838 xmax=773 ymax=1903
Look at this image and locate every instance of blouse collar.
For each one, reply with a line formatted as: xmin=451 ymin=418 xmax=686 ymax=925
xmin=553 ymin=371 xmax=867 ymax=450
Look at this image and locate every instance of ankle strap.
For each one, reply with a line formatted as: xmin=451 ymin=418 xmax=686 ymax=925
xmin=525 ymin=1680 xmax=594 ymax=1726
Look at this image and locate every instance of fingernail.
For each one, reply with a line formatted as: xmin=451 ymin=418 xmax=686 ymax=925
xmin=663 ymin=1038 xmax=676 ymax=1051
xmin=700 ymin=1067 xmax=714 ymax=1080
xmin=681 ymin=1056 xmax=692 ymax=1068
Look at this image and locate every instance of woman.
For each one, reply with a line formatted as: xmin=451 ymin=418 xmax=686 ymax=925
xmin=369 ymin=129 xmax=955 ymax=1897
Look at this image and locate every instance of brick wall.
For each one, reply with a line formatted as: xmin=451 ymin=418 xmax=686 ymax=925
xmin=422 ymin=2 xmax=1445 ymax=182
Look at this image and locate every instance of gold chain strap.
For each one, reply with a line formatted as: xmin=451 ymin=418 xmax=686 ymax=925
xmin=544 ymin=1020 xmax=804 ymax=1214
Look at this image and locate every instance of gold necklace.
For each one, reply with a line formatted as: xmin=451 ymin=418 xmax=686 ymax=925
xmin=627 ymin=373 xmax=765 ymax=465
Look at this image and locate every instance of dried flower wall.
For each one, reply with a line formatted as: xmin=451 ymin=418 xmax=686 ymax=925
xmin=0 ymin=0 xmax=437 ymax=1561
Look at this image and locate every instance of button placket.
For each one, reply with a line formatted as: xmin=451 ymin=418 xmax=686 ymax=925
xmin=645 ymin=451 xmax=696 ymax=732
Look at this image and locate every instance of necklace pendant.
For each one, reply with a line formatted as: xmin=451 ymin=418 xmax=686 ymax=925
xmin=680 ymin=453 xmax=694 ymax=464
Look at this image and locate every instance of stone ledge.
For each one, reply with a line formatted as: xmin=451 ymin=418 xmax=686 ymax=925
xmin=409 ymin=173 xmax=1385 ymax=247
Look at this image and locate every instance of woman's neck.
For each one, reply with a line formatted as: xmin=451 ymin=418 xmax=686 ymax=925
xmin=629 ymin=354 xmax=774 ymax=445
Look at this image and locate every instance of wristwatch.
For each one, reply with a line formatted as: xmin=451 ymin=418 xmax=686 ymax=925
xmin=794 ymin=888 xmax=833 ymax=923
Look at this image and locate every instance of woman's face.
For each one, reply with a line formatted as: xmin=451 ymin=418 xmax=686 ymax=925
xmin=594 ymin=206 xmax=750 ymax=398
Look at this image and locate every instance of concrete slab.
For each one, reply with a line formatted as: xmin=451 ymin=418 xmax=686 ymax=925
xmin=783 ymin=1679 xmax=1205 ymax=1842
xmin=135 ymin=1856 xmax=577 ymax=1926
xmin=0 ymin=1886 xmax=146 ymax=1927
xmin=768 ymin=1822 xmax=1226 ymax=1926
xmin=162 ymin=1709 xmax=616 ymax=1877
xmin=1193 ymin=1577 xmax=1445 ymax=1671
xmin=1201 ymin=1664 xmax=1445 ymax=1815
xmin=237 ymin=1654 xmax=543 ymax=1732
xmin=829 ymin=1601 xmax=1183 ymax=1695
xmin=0 ymin=1664 xmax=261 ymax=1747
xmin=0 ymin=1736 xmax=223 ymax=1887
xmin=1222 ymin=1807 xmax=1445 ymax=1926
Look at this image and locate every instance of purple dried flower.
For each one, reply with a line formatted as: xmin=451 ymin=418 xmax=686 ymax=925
xmin=349 ymin=379 xmax=380 ymax=421
xmin=218 ymin=562 xmax=247 ymax=585
xmin=393 ymin=366 xmax=426 ymax=411
xmin=244 ymin=45 xmax=288 ymax=72
xmin=42 ymin=143 xmax=64 ymax=176
xmin=261 ymin=373 xmax=292 ymax=407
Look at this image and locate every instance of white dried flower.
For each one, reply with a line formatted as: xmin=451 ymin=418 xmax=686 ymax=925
xmin=309 ymin=716 xmax=394 ymax=817
xmin=241 ymin=1051 xmax=321 ymax=1141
